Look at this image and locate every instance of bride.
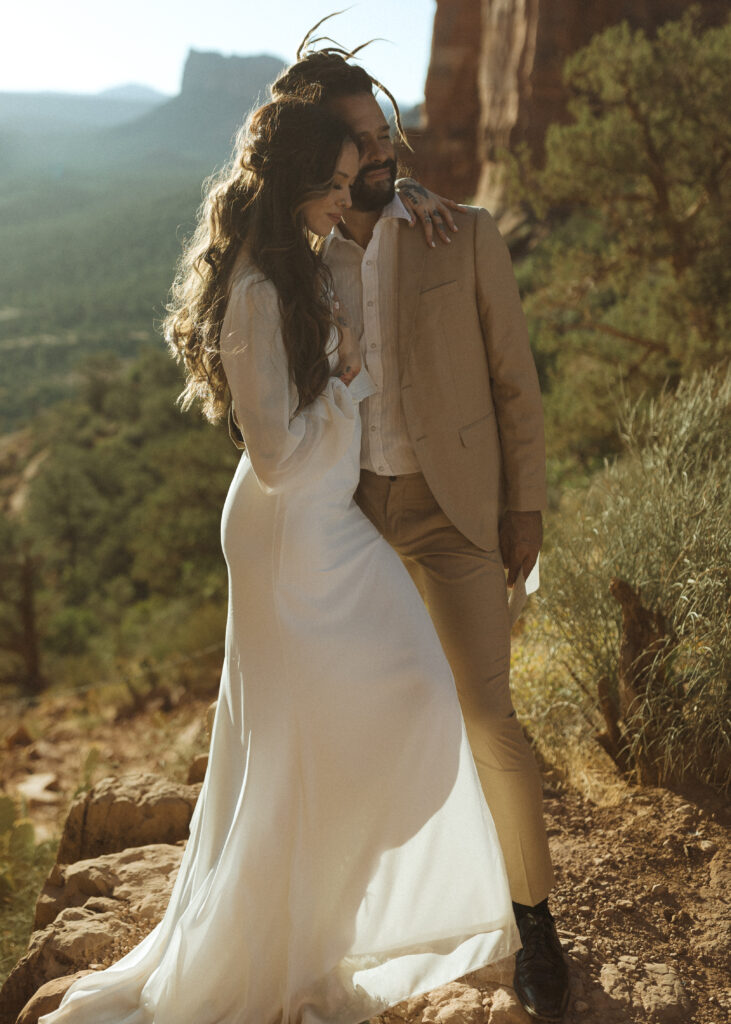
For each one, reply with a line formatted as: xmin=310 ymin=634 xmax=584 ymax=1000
xmin=40 ymin=97 xmax=517 ymax=1024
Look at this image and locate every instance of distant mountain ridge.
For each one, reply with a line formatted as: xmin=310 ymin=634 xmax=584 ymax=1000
xmin=107 ymin=51 xmax=287 ymax=165
xmin=99 ymin=84 xmax=169 ymax=102
xmin=0 ymin=90 xmax=166 ymax=134
xmin=0 ymin=52 xmax=288 ymax=174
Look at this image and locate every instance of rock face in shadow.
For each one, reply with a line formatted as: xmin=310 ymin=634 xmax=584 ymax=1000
xmin=54 ymin=772 xmax=200 ymax=866
xmin=415 ymin=0 xmax=484 ymax=203
xmin=414 ymin=0 xmax=729 ymax=213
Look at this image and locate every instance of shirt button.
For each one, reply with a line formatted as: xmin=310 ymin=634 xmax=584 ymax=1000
xmin=366 ymin=260 xmax=373 ymax=266
xmin=370 ymin=343 xmax=376 ymax=350
xmin=370 ymin=425 xmax=376 ymax=432
xmin=367 ymin=300 xmax=374 ymax=307
xmin=378 ymin=465 xmax=385 ymax=472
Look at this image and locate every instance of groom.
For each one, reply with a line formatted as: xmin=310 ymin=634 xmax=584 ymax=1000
xmin=272 ymin=49 xmax=569 ymax=1023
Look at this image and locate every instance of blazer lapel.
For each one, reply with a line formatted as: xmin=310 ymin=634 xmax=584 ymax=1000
xmin=397 ymin=222 xmax=428 ymax=376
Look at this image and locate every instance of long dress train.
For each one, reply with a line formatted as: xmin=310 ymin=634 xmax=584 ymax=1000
xmin=40 ymin=261 xmax=518 ymax=1024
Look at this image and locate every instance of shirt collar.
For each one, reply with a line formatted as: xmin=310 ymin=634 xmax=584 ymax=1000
xmin=377 ymin=193 xmax=412 ymax=223
xmin=323 ymin=194 xmax=411 ymax=254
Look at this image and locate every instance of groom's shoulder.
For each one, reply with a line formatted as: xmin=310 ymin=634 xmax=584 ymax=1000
xmin=398 ymin=204 xmax=494 ymax=249
xmin=448 ymin=204 xmax=501 ymax=239
xmin=397 ymin=204 xmax=492 ymax=274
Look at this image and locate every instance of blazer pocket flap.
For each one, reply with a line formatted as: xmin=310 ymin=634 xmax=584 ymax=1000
xmin=459 ymin=411 xmax=495 ymax=448
xmin=419 ymin=279 xmax=459 ymax=298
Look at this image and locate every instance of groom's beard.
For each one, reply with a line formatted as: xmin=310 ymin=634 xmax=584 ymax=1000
xmin=350 ymin=157 xmax=397 ymax=212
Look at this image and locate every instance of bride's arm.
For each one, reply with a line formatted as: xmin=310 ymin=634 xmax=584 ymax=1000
xmin=331 ymin=295 xmax=361 ymax=386
xmin=395 ymin=177 xmax=466 ymax=247
xmin=220 ymin=275 xmax=356 ymax=495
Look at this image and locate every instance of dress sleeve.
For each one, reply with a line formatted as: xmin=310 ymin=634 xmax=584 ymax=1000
xmin=220 ymin=274 xmax=357 ymax=495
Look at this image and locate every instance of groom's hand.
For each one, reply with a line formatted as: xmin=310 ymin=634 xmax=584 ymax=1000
xmin=499 ymin=510 xmax=543 ymax=587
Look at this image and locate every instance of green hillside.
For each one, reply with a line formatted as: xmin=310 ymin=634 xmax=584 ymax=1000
xmin=0 ymin=166 xmax=205 ymax=431
xmin=0 ymin=91 xmax=165 ymax=133
xmin=0 ymin=51 xmax=288 ymax=430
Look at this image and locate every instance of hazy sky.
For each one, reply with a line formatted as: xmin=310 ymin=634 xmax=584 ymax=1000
xmin=3 ymin=1 xmax=436 ymax=104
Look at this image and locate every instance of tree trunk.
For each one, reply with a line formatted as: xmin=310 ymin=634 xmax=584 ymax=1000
xmin=18 ymin=551 xmax=45 ymax=695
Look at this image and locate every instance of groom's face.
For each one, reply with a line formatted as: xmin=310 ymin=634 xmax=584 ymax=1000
xmin=328 ymin=92 xmax=397 ymax=212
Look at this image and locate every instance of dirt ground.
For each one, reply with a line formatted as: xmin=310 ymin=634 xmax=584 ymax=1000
xmin=1 ymin=688 xmax=729 ymax=1023
xmin=540 ymin=774 xmax=729 ymax=1023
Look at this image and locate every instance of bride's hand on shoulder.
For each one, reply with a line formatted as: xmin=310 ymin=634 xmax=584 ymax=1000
xmin=332 ymin=296 xmax=361 ymax=387
xmin=395 ymin=177 xmax=466 ymax=248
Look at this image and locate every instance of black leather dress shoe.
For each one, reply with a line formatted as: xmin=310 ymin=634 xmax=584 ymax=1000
xmin=513 ymin=902 xmax=569 ymax=1021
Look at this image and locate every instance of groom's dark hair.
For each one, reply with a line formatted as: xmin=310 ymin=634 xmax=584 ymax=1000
xmin=271 ymin=14 xmax=411 ymax=149
xmin=273 ymin=51 xmax=373 ymax=103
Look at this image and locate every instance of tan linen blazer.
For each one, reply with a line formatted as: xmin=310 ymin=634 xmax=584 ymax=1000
xmin=395 ymin=206 xmax=546 ymax=551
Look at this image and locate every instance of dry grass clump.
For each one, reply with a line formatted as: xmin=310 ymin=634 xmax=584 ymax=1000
xmin=530 ymin=366 xmax=730 ymax=790
xmin=0 ymin=796 xmax=56 ymax=984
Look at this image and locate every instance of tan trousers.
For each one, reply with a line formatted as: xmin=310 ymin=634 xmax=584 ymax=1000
xmin=356 ymin=470 xmax=555 ymax=906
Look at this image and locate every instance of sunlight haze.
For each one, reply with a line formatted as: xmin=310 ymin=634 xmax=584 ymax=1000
xmin=3 ymin=1 xmax=436 ymax=104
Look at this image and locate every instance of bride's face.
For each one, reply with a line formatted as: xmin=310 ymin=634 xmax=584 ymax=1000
xmin=302 ymin=141 xmax=359 ymax=236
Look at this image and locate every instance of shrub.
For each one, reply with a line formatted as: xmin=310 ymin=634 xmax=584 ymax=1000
xmin=0 ymin=795 xmax=35 ymax=897
xmin=506 ymin=9 xmax=731 ymax=472
xmin=0 ymin=795 xmax=56 ymax=984
xmin=539 ymin=366 xmax=730 ymax=789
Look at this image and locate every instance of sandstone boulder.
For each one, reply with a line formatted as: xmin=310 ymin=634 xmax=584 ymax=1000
xmin=35 ymin=841 xmax=182 ymax=929
xmin=633 ymin=963 xmax=691 ymax=1022
xmin=378 ymin=958 xmax=526 ymax=1024
xmin=486 ymin=985 xmax=530 ymax=1023
xmin=55 ymin=771 xmax=200 ymax=865
xmin=16 ymin=970 xmax=94 ymax=1024
xmin=187 ymin=753 xmax=208 ymax=784
xmin=422 ymin=981 xmax=484 ymax=1023
xmin=0 ymin=843 xmax=182 ymax=1024
xmin=600 ymin=962 xmax=632 ymax=1007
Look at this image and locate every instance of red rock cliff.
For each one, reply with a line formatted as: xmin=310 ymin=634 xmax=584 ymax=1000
xmin=413 ymin=0 xmax=728 ymax=216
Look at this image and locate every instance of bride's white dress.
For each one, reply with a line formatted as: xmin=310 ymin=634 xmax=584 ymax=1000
xmin=40 ymin=261 xmax=518 ymax=1024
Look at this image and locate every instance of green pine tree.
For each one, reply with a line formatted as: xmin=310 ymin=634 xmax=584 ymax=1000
xmin=507 ymin=9 xmax=731 ymax=474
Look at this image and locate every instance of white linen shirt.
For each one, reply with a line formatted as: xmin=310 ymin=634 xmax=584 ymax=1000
xmin=323 ymin=195 xmax=421 ymax=476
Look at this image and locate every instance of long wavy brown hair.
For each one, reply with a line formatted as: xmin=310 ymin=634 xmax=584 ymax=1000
xmin=164 ymin=97 xmax=352 ymax=422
